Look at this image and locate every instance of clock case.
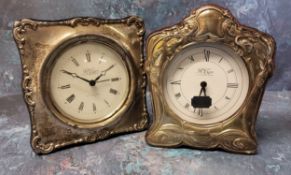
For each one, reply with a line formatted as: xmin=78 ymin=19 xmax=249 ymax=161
xmin=13 ymin=16 xmax=148 ymax=154
xmin=145 ymin=5 xmax=275 ymax=154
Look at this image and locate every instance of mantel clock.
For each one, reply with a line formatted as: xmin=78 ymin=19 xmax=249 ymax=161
xmin=13 ymin=16 xmax=148 ymax=154
xmin=145 ymin=5 xmax=275 ymax=154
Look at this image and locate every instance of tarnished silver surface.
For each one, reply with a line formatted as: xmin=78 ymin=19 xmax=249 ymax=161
xmin=1 ymin=0 xmax=291 ymax=174
xmin=145 ymin=5 xmax=275 ymax=154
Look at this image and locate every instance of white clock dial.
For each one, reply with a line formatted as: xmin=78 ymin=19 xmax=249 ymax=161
xmin=49 ymin=41 xmax=129 ymax=123
xmin=163 ymin=43 xmax=249 ymax=124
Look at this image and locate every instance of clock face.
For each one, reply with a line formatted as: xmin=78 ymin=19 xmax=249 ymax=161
xmin=49 ymin=41 xmax=130 ymax=124
xmin=163 ymin=43 xmax=249 ymax=124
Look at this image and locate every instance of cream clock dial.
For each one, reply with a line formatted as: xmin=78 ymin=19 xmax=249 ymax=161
xmin=49 ymin=41 xmax=129 ymax=123
xmin=164 ymin=43 xmax=249 ymax=124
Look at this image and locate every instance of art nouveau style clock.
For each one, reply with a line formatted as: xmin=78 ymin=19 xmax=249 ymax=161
xmin=145 ymin=5 xmax=275 ymax=154
xmin=13 ymin=17 xmax=148 ymax=154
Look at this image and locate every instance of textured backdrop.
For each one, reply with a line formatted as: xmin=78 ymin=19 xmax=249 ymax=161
xmin=1 ymin=0 xmax=291 ymax=175
xmin=1 ymin=0 xmax=291 ymax=95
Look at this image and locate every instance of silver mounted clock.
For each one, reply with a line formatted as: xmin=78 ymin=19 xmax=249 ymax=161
xmin=145 ymin=5 xmax=276 ymax=154
xmin=13 ymin=17 xmax=148 ymax=154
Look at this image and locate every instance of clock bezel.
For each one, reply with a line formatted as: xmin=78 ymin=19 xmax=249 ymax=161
xmin=41 ymin=35 xmax=134 ymax=128
xmin=145 ymin=5 xmax=275 ymax=154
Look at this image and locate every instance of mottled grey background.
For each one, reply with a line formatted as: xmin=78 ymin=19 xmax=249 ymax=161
xmin=1 ymin=0 xmax=291 ymax=175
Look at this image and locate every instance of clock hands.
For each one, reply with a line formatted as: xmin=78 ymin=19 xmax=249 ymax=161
xmin=199 ymin=81 xmax=207 ymax=97
xmin=92 ymin=64 xmax=115 ymax=85
xmin=60 ymin=70 xmax=91 ymax=84
xmin=95 ymin=79 xmax=110 ymax=83
xmin=191 ymin=81 xmax=212 ymax=116
xmin=94 ymin=64 xmax=115 ymax=81
xmin=61 ymin=64 xmax=115 ymax=87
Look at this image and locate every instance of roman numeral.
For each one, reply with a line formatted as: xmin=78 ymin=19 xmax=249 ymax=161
xmin=194 ymin=108 xmax=203 ymax=116
xmin=204 ymin=49 xmax=210 ymax=62
xmin=198 ymin=108 xmax=203 ymax=116
xmin=227 ymin=83 xmax=238 ymax=88
xmin=93 ymin=103 xmax=96 ymax=113
xmin=71 ymin=57 xmax=79 ymax=66
xmin=225 ymin=96 xmax=231 ymax=100
xmin=58 ymin=84 xmax=70 ymax=89
xmin=185 ymin=103 xmax=190 ymax=108
xmin=66 ymin=94 xmax=75 ymax=103
xmin=219 ymin=57 xmax=223 ymax=63
xmin=111 ymin=77 xmax=120 ymax=82
xmin=188 ymin=55 xmax=195 ymax=62
xmin=109 ymin=88 xmax=118 ymax=95
xmin=170 ymin=80 xmax=181 ymax=85
xmin=78 ymin=102 xmax=84 ymax=112
xmin=104 ymin=99 xmax=110 ymax=107
xmin=227 ymin=69 xmax=234 ymax=73
xmin=86 ymin=51 xmax=91 ymax=62
xmin=175 ymin=93 xmax=181 ymax=98
xmin=177 ymin=67 xmax=184 ymax=70
xmin=98 ymin=53 xmax=105 ymax=64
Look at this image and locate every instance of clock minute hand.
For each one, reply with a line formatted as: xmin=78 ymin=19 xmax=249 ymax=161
xmin=103 ymin=64 xmax=115 ymax=72
xmin=60 ymin=70 xmax=91 ymax=83
xmin=94 ymin=64 xmax=115 ymax=82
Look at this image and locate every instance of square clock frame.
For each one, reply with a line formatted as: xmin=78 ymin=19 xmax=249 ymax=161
xmin=13 ymin=16 xmax=148 ymax=154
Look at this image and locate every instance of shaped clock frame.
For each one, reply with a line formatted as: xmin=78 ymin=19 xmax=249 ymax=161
xmin=145 ymin=5 xmax=275 ymax=154
xmin=13 ymin=16 xmax=148 ymax=154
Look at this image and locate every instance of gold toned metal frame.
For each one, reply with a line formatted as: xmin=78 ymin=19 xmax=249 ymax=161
xmin=13 ymin=16 xmax=148 ymax=154
xmin=145 ymin=5 xmax=275 ymax=154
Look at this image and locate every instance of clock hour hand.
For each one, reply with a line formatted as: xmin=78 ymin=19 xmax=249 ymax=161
xmin=95 ymin=79 xmax=110 ymax=83
xmin=60 ymin=69 xmax=91 ymax=83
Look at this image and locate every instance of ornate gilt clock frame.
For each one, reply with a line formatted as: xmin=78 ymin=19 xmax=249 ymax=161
xmin=13 ymin=16 xmax=148 ymax=154
xmin=145 ymin=5 xmax=275 ymax=154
